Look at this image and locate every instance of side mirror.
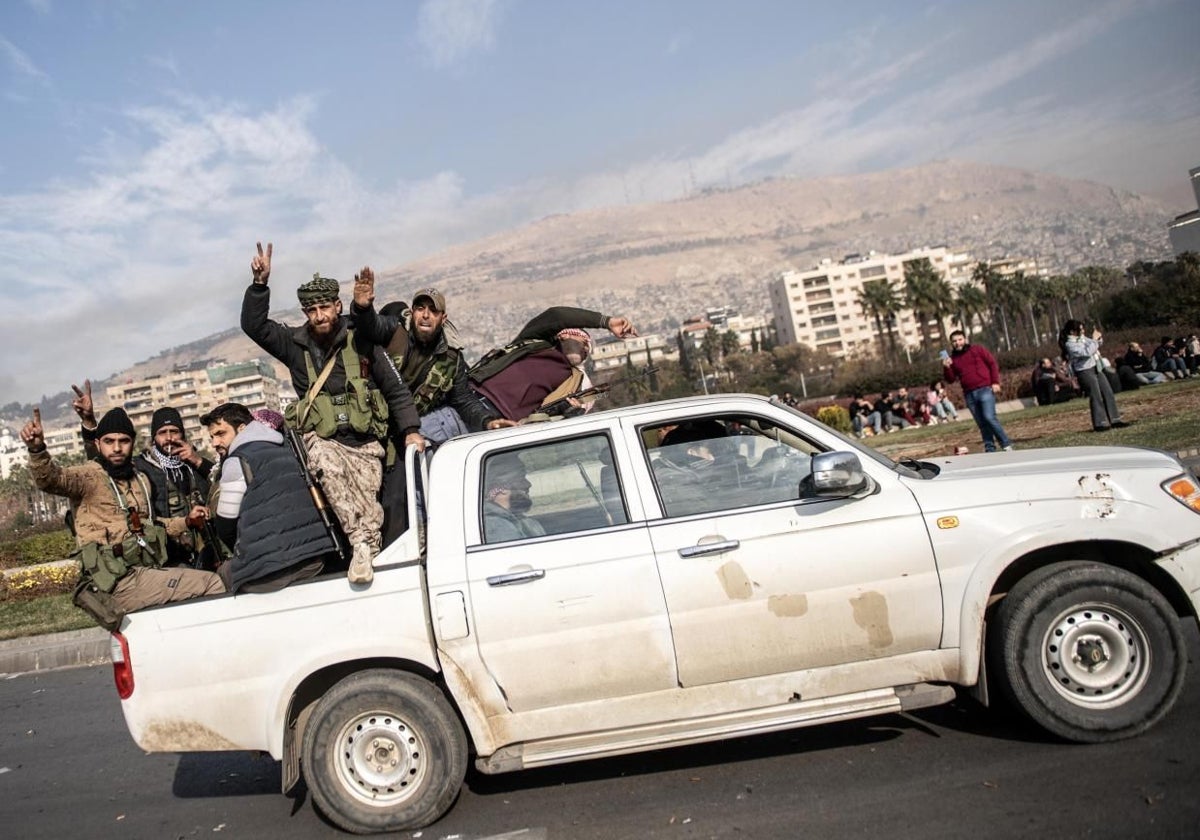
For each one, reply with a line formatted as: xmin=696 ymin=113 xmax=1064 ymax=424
xmin=807 ymin=451 xmax=867 ymax=497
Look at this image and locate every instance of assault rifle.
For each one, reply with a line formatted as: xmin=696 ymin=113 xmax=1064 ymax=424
xmin=540 ymin=365 xmax=660 ymax=418
xmin=188 ymin=490 xmax=227 ymax=572
xmin=285 ymin=427 xmax=349 ymax=565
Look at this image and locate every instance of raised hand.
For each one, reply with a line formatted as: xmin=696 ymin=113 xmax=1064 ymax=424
xmin=606 ymin=316 xmax=638 ymax=339
xmin=251 ymin=241 xmax=273 ymax=285
xmin=71 ymin=379 xmax=95 ymax=427
xmin=353 ymin=266 xmax=375 ymax=308
xmin=20 ymin=408 xmax=45 ymax=451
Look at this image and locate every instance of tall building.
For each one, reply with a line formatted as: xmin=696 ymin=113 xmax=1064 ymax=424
xmin=102 ymin=359 xmax=284 ymax=447
xmin=591 ymin=333 xmax=679 ymax=373
xmin=769 ymin=246 xmax=976 ymax=358
xmin=1167 ymin=166 xmax=1200 ymax=256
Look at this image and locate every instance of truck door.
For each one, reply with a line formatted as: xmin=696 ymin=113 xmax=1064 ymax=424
xmin=635 ymin=413 xmax=942 ymax=688
xmin=464 ymin=433 xmax=678 ymax=713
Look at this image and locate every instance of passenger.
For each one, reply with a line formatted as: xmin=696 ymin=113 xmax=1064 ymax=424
xmin=201 ymin=402 xmax=336 ymax=593
xmin=240 ymin=242 xmax=422 ymax=585
xmin=350 ymin=274 xmax=516 ymax=546
xmin=21 ymin=406 xmax=224 ymax=621
xmin=482 ymin=453 xmax=546 ymax=543
xmin=468 ymin=306 xmax=637 ymax=422
xmin=350 ymin=275 xmax=514 ymax=442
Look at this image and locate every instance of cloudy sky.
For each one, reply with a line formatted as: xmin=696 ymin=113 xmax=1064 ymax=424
xmin=1 ymin=0 xmax=1197 ymax=405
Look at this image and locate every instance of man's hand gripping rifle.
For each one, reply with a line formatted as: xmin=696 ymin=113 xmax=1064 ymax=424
xmin=285 ymin=427 xmax=349 ymax=564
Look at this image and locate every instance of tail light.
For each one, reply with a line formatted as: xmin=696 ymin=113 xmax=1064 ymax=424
xmin=110 ymin=632 xmax=134 ymax=699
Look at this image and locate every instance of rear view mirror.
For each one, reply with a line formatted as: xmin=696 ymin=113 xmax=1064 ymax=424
xmin=807 ymin=451 xmax=867 ymax=497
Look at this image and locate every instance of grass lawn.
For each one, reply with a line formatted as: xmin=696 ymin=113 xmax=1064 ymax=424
xmin=864 ymin=378 xmax=1200 ymax=459
xmin=0 ymin=593 xmax=94 ymax=642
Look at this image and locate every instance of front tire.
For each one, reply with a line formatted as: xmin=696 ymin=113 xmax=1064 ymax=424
xmin=991 ymin=562 xmax=1186 ymax=743
xmin=301 ymin=669 xmax=467 ymax=834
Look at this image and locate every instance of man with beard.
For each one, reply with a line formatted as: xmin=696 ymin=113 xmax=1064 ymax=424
xmin=240 ymin=242 xmax=422 ymax=586
xmin=351 ymin=277 xmax=513 ymax=442
xmin=482 ymin=453 xmax=545 ymax=543
xmin=22 ymin=405 xmax=224 ymax=618
xmin=351 ymin=277 xmax=516 ymax=546
xmin=201 ymin=402 xmax=336 ymax=593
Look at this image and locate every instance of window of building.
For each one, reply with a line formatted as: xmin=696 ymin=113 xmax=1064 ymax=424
xmin=859 ymin=265 xmax=886 ymax=278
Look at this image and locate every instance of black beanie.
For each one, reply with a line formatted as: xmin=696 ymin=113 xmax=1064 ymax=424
xmin=150 ymin=406 xmax=184 ymax=437
xmin=95 ymin=408 xmax=136 ymax=439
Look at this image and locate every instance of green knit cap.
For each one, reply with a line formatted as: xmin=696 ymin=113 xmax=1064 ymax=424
xmin=297 ymin=274 xmax=340 ymax=307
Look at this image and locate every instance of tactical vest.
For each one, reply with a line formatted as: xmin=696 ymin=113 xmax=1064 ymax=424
xmin=285 ymin=329 xmax=389 ymax=440
xmin=467 ymin=338 xmax=554 ymax=384
xmin=385 ymin=317 xmax=461 ymax=415
xmin=72 ymin=472 xmax=170 ymax=593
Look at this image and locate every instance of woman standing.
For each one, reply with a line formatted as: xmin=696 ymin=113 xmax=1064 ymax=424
xmin=1059 ymin=320 xmax=1129 ymax=432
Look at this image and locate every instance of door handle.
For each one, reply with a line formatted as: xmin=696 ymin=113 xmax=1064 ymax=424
xmin=678 ymin=539 xmax=740 ymax=558
xmin=487 ymin=569 xmax=546 ymax=586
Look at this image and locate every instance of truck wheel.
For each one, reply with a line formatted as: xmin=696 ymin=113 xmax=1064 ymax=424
xmin=301 ymin=669 xmax=467 ymax=834
xmin=991 ymin=562 xmax=1186 ymax=743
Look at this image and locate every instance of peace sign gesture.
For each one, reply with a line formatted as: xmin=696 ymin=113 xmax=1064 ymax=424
xmin=251 ymin=241 xmax=273 ymax=285
xmin=20 ymin=408 xmax=44 ymax=452
xmin=72 ymin=379 xmax=96 ymax=427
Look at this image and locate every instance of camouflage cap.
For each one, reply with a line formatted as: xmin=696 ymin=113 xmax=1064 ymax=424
xmin=297 ymin=274 xmax=340 ymax=307
xmin=411 ymin=287 xmax=446 ymax=313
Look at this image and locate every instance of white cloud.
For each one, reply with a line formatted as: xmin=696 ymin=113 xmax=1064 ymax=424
xmin=0 ymin=34 xmax=49 ymax=83
xmin=417 ymin=0 xmax=501 ymax=68
xmin=146 ymin=52 xmax=180 ymax=78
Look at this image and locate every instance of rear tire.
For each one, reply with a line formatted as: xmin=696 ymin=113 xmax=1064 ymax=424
xmin=301 ymin=669 xmax=467 ymax=834
xmin=991 ymin=562 xmax=1185 ymax=743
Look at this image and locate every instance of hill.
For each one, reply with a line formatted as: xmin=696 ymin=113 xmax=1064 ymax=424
xmin=7 ymin=159 xmax=1174 ymax=429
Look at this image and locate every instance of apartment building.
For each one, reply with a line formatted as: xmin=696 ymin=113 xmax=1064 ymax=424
xmin=769 ymin=246 xmax=979 ymax=358
xmin=1167 ymin=165 xmax=1200 ymax=256
xmin=102 ymin=359 xmax=285 ymax=446
xmin=591 ymin=333 xmax=679 ymax=373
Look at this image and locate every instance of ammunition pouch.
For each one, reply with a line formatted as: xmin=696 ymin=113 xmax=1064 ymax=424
xmin=72 ymin=523 xmax=169 ymax=593
xmin=72 ymin=578 xmax=125 ymax=632
xmin=291 ymin=330 xmax=390 ymax=440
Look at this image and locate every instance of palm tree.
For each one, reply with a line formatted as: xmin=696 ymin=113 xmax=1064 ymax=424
xmin=856 ymin=279 xmax=901 ymax=358
xmin=953 ymin=282 xmax=988 ymax=335
xmin=902 ymin=258 xmax=953 ymax=356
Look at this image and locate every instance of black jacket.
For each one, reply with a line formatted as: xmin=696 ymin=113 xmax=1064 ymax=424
xmin=351 ymin=302 xmax=495 ymax=432
xmin=241 ymin=284 xmax=420 ymax=443
xmin=226 ymin=437 xmax=334 ymax=592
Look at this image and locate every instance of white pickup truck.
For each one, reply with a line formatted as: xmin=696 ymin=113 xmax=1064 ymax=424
xmin=110 ymin=394 xmax=1200 ymax=834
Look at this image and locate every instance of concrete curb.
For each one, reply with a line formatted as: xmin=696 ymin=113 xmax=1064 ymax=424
xmin=0 ymin=626 xmax=111 ymax=677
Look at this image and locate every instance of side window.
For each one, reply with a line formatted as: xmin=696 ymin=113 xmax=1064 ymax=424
xmin=644 ymin=415 xmax=818 ymax=518
xmin=480 ymin=434 xmax=629 ymax=545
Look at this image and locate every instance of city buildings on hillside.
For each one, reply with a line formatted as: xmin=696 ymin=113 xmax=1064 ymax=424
xmin=0 ymin=428 xmax=26 ymax=480
xmin=1167 ymin=166 xmax=1200 ymax=256
xmin=99 ymin=359 xmax=287 ymax=448
xmin=591 ymin=333 xmax=678 ymax=373
xmin=768 ymin=245 xmax=1042 ymax=359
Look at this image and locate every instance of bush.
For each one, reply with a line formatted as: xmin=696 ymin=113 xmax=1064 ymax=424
xmin=0 ymin=528 xmax=75 ymax=570
xmin=1 ymin=563 xmax=78 ymax=603
xmin=815 ymin=405 xmax=853 ymax=434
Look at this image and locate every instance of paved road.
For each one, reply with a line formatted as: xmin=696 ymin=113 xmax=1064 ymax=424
xmin=3 ymin=625 xmax=1198 ymax=840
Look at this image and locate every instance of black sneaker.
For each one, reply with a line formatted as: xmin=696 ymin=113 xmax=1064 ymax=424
xmin=1111 ymin=420 xmax=1133 ymax=428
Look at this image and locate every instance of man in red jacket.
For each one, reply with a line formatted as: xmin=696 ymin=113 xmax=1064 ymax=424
xmin=942 ymin=330 xmax=1014 ymax=452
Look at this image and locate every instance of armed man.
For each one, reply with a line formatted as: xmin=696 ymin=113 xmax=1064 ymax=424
xmin=240 ymin=242 xmax=422 ymax=586
xmin=22 ymin=405 xmax=224 ymax=623
xmin=468 ymin=307 xmax=638 ymax=422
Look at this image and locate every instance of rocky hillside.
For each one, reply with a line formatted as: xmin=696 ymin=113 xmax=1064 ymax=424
xmin=7 ymin=159 xmax=1174 ymax=429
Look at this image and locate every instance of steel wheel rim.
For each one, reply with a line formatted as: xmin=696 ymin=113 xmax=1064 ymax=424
xmin=334 ymin=709 xmax=428 ymax=807
xmin=1041 ymin=602 xmax=1151 ymax=708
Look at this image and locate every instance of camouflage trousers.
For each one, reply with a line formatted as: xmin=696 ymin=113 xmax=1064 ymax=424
xmin=305 ymin=433 xmax=385 ymax=554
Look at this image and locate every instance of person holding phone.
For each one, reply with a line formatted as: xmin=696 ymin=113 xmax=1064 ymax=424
xmin=942 ymin=330 xmax=1014 ymax=452
xmin=1059 ymin=320 xmax=1130 ymax=432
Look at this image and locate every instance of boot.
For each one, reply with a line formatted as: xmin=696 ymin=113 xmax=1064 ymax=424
xmin=348 ymin=543 xmax=375 ymax=585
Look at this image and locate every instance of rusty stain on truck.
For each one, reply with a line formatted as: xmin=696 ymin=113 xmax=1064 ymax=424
xmin=139 ymin=720 xmax=243 ymax=752
xmin=1076 ymin=473 xmax=1115 ymax=518
xmin=767 ymin=594 xmax=809 ymax=617
xmin=717 ymin=562 xmax=754 ymax=599
xmin=850 ymin=592 xmax=894 ymax=648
